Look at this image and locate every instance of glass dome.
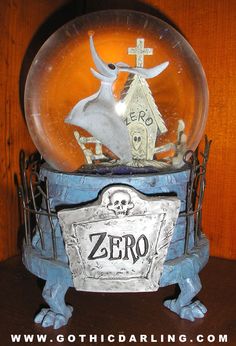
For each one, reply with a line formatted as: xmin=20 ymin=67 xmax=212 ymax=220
xmin=24 ymin=10 xmax=208 ymax=172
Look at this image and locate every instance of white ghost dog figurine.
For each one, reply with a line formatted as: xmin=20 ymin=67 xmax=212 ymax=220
xmin=65 ymin=35 xmax=169 ymax=162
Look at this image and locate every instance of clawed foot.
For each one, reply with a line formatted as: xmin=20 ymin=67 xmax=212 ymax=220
xmin=164 ymin=299 xmax=207 ymax=321
xmin=34 ymin=306 xmax=73 ymax=329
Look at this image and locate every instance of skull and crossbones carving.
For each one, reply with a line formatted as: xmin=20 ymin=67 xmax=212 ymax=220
xmin=108 ymin=191 xmax=134 ymax=217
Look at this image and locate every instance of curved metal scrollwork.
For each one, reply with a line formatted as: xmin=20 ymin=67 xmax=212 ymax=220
xmin=18 ymin=151 xmax=57 ymax=259
xmin=181 ymin=136 xmax=212 ymax=254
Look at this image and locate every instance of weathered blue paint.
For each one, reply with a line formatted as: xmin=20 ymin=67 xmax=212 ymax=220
xmin=23 ymin=164 xmax=209 ymax=328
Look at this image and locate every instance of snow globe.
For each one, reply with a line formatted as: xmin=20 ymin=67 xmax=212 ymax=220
xmin=20 ymin=10 xmax=211 ymax=329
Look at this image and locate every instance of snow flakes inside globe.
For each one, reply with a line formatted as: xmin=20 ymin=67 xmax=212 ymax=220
xmin=24 ymin=10 xmax=208 ymax=172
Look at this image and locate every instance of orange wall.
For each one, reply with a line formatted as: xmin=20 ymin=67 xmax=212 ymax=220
xmin=142 ymin=0 xmax=236 ymax=260
xmin=0 ymin=0 xmax=235 ymax=260
xmin=0 ymin=0 xmax=71 ymax=261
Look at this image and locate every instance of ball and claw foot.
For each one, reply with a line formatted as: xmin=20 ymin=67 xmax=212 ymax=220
xmin=164 ymin=299 xmax=207 ymax=322
xmin=34 ymin=305 xmax=73 ymax=329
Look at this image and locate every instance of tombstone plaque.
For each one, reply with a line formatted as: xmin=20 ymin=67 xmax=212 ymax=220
xmin=58 ymin=186 xmax=180 ymax=292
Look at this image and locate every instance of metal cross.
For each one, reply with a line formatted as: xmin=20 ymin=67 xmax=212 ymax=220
xmin=128 ymin=38 xmax=153 ymax=68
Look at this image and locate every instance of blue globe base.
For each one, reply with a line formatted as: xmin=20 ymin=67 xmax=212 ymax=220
xmin=21 ymin=163 xmax=209 ymax=329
